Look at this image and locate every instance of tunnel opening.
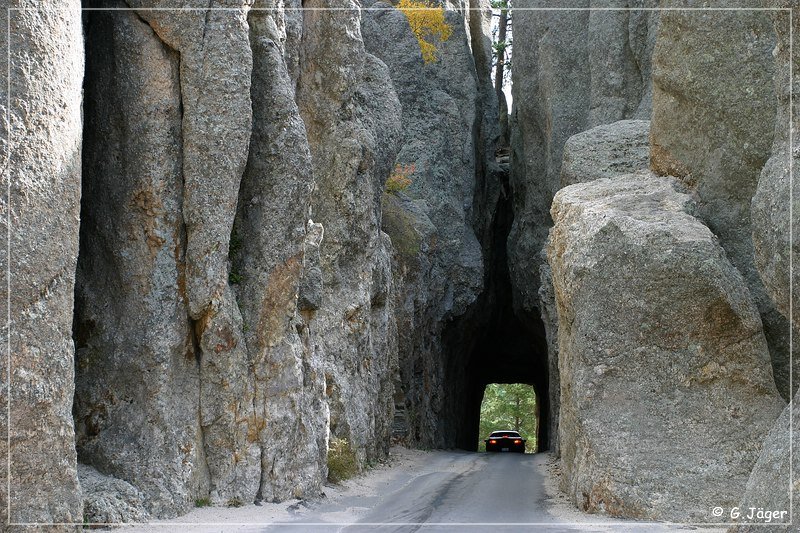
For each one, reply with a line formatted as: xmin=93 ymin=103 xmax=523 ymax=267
xmin=477 ymin=383 xmax=538 ymax=453
xmin=439 ymin=163 xmax=553 ymax=454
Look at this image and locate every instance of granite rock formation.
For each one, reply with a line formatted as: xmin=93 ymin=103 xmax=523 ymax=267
xmin=73 ymin=0 xmax=407 ymax=519
xmin=2 ymin=1 xmax=84 ymax=526
xmin=5 ymin=0 xmax=796 ymax=526
xmin=297 ymin=0 xmax=402 ymax=471
xmin=69 ymin=0 xmax=498 ymax=521
xmin=650 ymin=1 xmax=796 ymax=399
xmin=548 ymin=173 xmax=785 ymax=521
xmin=729 ymin=6 xmax=800 ymax=530
xmin=729 ymin=390 xmax=798 ymax=532
xmin=561 ymin=120 xmax=651 ymax=188
xmin=751 ymin=4 xmax=799 ymax=334
xmin=509 ymin=0 xmax=659 ymax=316
xmin=360 ymin=0 xmax=500 ymax=449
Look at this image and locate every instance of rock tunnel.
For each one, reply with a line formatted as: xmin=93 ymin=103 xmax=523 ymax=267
xmin=5 ymin=0 xmax=796 ymax=525
xmin=437 ymin=167 xmax=552 ymax=453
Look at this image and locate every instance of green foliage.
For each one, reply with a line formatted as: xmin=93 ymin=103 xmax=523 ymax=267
xmin=327 ymin=437 xmax=358 ymax=483
xmin=228 ymin=271 xmax=243 ymax=284
xmin=491 ymin=0 xmax=512 ymax=90
xmin=195 ymin=497 xmax=212 ymax=508
xmin=229 ymin=230 xmax=242 ymax=259
xmin=492 ymin=40 xmax=507 ymax=54
xmin=398 ymin=0 xmax=453 ymax=63
xmin=478 ymin=383 xmax=537 ymax=452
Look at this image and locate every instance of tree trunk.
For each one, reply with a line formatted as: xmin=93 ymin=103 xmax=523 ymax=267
xmin=493 ymin=5 xmax=508 ymax=102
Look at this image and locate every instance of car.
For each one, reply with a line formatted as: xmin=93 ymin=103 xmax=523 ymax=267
xmin=484 ymin=430 xmax=526 ymax=453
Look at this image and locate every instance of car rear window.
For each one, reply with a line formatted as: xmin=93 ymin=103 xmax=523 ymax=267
xmin=490 ymin=431 xmax=521 ymax=438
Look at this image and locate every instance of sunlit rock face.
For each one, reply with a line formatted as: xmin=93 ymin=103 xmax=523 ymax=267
xmin=1 ymin=1 xmax=84 ymax=527
xmin=548 ymin=172 xmax=785 ymax=522
xmin=560 ymin=120 xmax=651 ymax=188
xmin=650 ymin=1 xmax=797 ymax=400
xmin=537 ymin=118 xmax=652 ymax=456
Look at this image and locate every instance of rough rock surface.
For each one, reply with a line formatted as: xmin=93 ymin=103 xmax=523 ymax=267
xmin=509 ymin=0 xmax=659 ymax=316
xmin=233 ymin=2 xmax=328 ymax=503
xmin=548 ymin=173 xmax=785 ymax=521
xmin=2 ymin=1 xmax=84 ymax=525
xmin=536 ymin=255 xmax=560 ymax=455
xmin=751 ymin=5 xmax=799 ymax=335
xmin=729 ymin=389 xmax=798 ymax=532
xmin=296 ymin=0 xmax=402 ymax=468
xmin=540 ymin=119 xmax=652 ymax=455
xmin=727 ymin=8 xmax=800 ymax=532
xmin=650 ymin=2 xmax=796 ymax=399
xmin=507 ymin=4 xmax=659 ymax=453
xmin=360 ymin=0 xmax=499 ymax=448
xmin=561 ymin=120 xmax=650 ymax=187
xmin=73 ymin=0 xmax=490 ymax=518
xmin=74 ymin=0 xmax=374 ymax=517
xmin=79 ymin=464 xmax=150 ymax=523
xmin=75 ymin=5 xmax=208 ymax=517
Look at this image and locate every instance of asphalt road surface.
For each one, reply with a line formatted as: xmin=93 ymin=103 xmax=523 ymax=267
xmin=262 ymin=451 xmax=719 ymax=533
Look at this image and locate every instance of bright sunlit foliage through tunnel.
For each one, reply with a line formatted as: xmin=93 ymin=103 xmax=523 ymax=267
xmin=478 ymin=383 xmax=538 ymax=453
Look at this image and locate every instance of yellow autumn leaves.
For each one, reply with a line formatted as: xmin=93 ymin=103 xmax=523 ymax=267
xmin=397 ymin=0 xmax=453 ymax=63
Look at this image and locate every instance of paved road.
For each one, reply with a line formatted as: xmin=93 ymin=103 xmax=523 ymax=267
xmin=264 ymin=451 xmax=716 ymax=533
xmin=127 ymin=449 xmax=724 ymax=532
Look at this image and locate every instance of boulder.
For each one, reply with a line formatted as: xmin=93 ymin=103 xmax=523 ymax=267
xmin=538 ymin=118 xmax=652 ymax=454
xmin=548 ymin=172 xmax=785 ymax=521
xmin=729 ymin=389 xmax=798 ymax=531
xmin=561 ymin=120 xmax=651 ymax=187
xmin=728 ymin=7 xmax=800 ymax=531
xmin=79 ymin=464 xmax=150 ymax=524
xmin=751 ymin=4 xmax=799 ymax=335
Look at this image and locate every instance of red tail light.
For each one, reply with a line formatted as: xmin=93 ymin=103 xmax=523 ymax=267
xmin=489 ymin=439 xmax=496 ymax=444
xmin=514 ymin=439 xmax=521 ymax=444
